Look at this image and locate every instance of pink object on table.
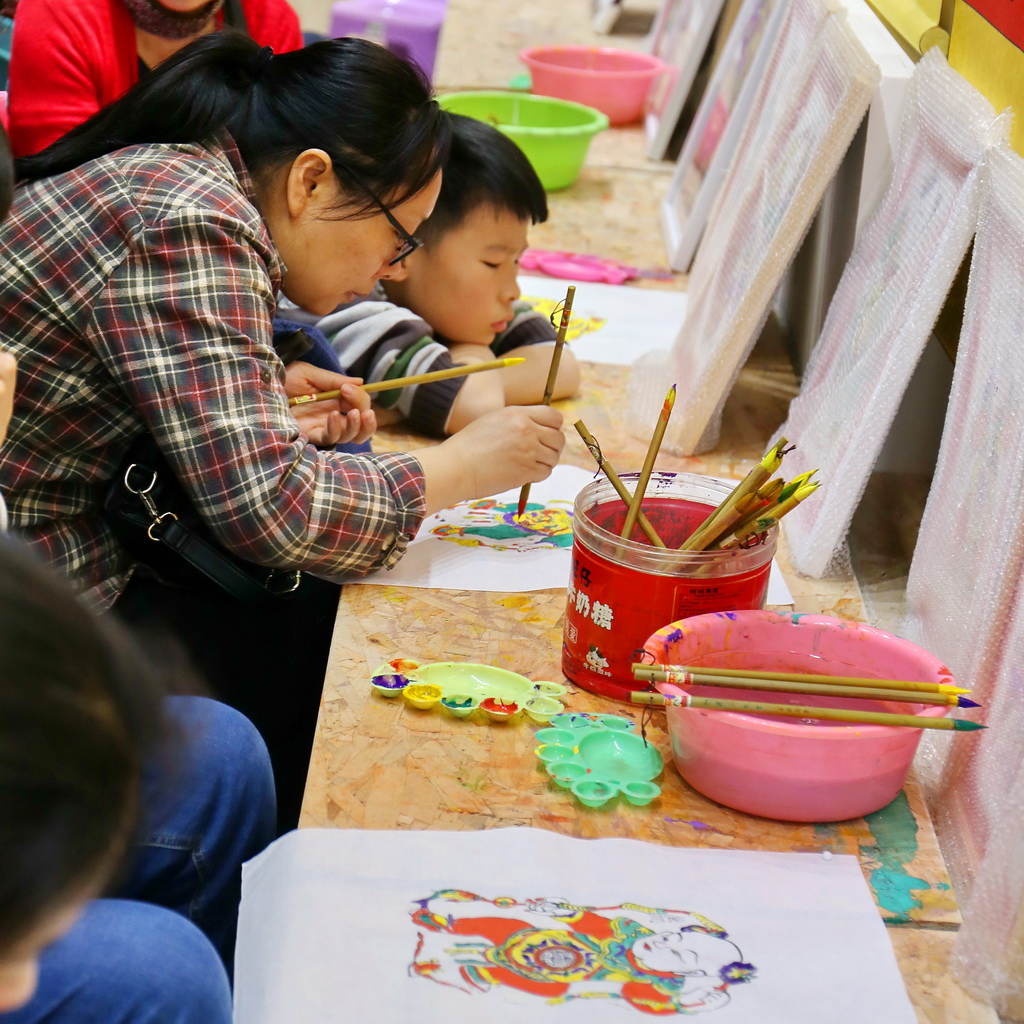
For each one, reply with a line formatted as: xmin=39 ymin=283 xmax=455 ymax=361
xmin=520 ymin=248 xmax=674 ymax=284
xmin=519 ymin=45 xmax=665 ymax=126
xmin=643 ymin=610 xmax=952 ymax=823
xmin=521 ymin=248 xmax=634 ymax=284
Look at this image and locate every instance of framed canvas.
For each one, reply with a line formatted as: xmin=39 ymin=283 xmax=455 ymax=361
xmin=644 ymin=0 xmax=727 ymax=160
xmin=660 ymin=0 xmax=786 ymax=270
xmin=591 ymin=0 xmax=623 ymax=33
xmin=778 ymin=50 xmax=997 ymax=578
xmin=626 ymin=0 xmax=879 ymax=456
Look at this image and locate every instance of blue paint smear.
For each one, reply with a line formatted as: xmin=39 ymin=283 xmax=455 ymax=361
xmin=859 ymin=791 xmax=929 ymax=921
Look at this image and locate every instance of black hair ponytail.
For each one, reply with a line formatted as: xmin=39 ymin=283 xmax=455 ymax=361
xmin=16 ymin=32 xmax=450 ymax=211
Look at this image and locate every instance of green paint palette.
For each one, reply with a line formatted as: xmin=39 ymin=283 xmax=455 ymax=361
xmin=370 ymin=659 xmax=567 ymax=722
xmin=535 ymin=713 xmax=663 ymax=808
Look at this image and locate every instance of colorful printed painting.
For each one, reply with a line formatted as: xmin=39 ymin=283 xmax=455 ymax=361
xmin=524 ymin=297 xmax=607 ymax=344
xmin=350 ymin=464 xmax=595 ymax=592
xmin=518 ymin=276 xmax=690 ymax=366
xmin=431 ymin=496 xmax=574 ymax=553
xmin=410 ymin=890 xmax=755 ymax=1015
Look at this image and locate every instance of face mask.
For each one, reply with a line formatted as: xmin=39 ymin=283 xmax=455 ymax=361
xmin=121 ymin=0 xmax=225 ymax=39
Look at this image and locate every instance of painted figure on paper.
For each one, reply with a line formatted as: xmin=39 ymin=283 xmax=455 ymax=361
xmin=431 ymin=498 xmax=574 ymax=551
xmin=523 ymin=296 xmax=605 ymax=342
xmin=410 ymin=890 xmax=756 ymax=1015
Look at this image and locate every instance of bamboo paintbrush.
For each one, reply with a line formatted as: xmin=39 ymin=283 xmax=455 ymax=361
xmin=629 ymin=691 xmax=986 ymax=730
xmin=679 ymin=437 xmax=792 ymax=550
xmin=517 ymin=285 xmax=575 ymax=519
xmin=631 ymin=667 xmax=979 ymax=708
xmin=574 ymin=420 xmax=666 ymax=547
xmin=630 ymin=661 xmax=970 ymax=695
xmin=711 ymin=474 xmax=802 ymax=547
xmin=288 ymin=357 xmax=525 ymax=406
xmin=621 ymin=384 xmax=676 ymax=540
xmin=679 ymin=491 xmax=762 ymax=551
xmin=718 ymin=478 xmax=821 ymax=549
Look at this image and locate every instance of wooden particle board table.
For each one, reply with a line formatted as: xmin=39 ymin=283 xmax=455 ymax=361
xmin=301 ymin=355 xmax=994 ymax=1024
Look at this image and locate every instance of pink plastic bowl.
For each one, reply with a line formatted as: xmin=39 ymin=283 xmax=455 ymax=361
xmin=643 ymin=610 xmax=953 ymax=822
xmin=519 ymin=45 xmax=665 ymax=126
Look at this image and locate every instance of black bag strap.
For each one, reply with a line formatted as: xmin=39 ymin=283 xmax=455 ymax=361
xmin=119 ymin=451 xmax=301 ymax=606
xmin=148 ymin=513 xmax=300 ymax=605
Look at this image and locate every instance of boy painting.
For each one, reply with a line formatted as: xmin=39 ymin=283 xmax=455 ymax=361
xmin=303 ymin=114 xmax=581 ymax=437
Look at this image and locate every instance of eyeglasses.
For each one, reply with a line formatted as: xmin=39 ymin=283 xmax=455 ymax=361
xmin=378 ymin=201 xmax=422 ymax=266
xmin=339 ymin=164 xmax=422 ymax=266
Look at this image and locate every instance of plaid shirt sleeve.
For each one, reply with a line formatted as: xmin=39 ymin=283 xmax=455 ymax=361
xmin=85 ymin=202 xmax=426 ymax=579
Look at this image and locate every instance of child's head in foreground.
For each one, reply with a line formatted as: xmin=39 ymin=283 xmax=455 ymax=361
xmin=383 ymin=113 xmax=548 ymax=345
xmin=0 ymin=541 xmax=167 ymax=1010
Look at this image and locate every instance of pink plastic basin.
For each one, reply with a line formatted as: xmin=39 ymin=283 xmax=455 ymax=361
xmin=642 ymin=610 xmax=953 ymax=822
xmin=519 ymin=45 xmax=665 ymax=126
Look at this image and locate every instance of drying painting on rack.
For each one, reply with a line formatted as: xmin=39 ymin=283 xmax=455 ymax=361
xmin=627 ymin=0 xmax=878 ymax=455
xmin=645 ymin=0 xmax=728 ymax=160
xmin=234 ymin=827 xmax=918 ymax=1024
xmin=661 ymin=0 xmax=786 ymax=271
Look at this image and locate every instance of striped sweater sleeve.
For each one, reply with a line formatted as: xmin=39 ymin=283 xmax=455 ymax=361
xmin=316 ymin=300 xmax=465 ymax=437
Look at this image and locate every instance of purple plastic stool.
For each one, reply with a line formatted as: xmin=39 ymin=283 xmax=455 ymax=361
xmin=329 ymin=0 xmax=446 ymax=80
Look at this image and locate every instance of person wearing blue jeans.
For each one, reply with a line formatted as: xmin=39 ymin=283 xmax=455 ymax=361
xmin=0 ymin=543 xmax=276 ymax=1023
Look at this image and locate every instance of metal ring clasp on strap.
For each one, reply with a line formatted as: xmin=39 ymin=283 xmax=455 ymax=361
xmin=266 ymin=569 xmax=302 ymax=594
xmin=124 ymin=462 xmax=178 ymax=539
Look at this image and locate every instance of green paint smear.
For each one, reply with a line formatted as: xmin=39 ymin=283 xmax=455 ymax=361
xmin=860 ymin=791 xmax=928 ymax=921
xmin=460 ymin=523 xmax=573 ymax=548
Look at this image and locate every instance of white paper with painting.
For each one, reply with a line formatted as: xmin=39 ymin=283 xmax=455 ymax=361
xmin=348 ymin=464 xmax=792 ymax=603
xmin=518 ymin=276 xmax=688 ymax=366
xmin=234 ymin=827 xmax=917 ymax=1023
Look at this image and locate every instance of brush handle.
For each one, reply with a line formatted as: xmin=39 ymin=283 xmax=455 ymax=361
xmin=630 ymin=691 xmax=983 ymax=730
xmin=288 ymin=357 xmax=525 ymax=406
xmin=631 ymin=661 xmax=966 ymax=694
xmin=631 ymin=668 xmax=958 ymax=706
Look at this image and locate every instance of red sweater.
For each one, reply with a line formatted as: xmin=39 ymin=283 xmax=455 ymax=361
xmin=8 ymin=0 xmax=303 ymax=157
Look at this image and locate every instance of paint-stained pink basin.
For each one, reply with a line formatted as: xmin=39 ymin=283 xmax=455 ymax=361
xmin=643 ymin=611 xmax=953 ymax=822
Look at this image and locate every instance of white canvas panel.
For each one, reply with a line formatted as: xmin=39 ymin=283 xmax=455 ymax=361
xmin=898 ymin=145 xmax=1024 ymax=1013
xmin=779 ymin=50 xmax=1001 ymax=577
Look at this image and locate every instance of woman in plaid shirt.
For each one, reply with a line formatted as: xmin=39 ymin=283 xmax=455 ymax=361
xmin=0 ymin=34 xmax=566 ymax=831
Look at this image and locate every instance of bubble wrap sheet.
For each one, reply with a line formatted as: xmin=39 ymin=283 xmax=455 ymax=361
xmin=626 ymin=0 xmax=878 ymax=455
xmin=900 ymin=144 xmax=1024 ymax=1016
xmin=779 ymin=50 xmax=1001 ymax=578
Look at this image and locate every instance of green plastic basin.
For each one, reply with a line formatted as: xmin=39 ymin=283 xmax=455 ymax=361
xmin=437 ymin=90 xmax=608 ymax=191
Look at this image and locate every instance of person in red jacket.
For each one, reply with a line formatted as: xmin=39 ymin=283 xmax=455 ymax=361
xmin=7 ymin=0 xmax=303 ymax=157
